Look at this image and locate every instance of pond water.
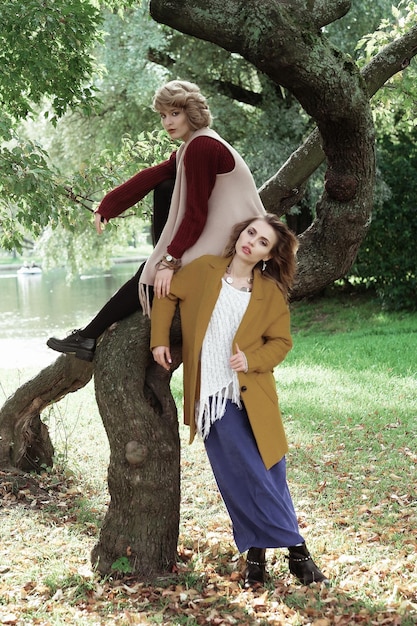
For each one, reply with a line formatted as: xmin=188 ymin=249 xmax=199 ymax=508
xmin=0 ymin=262 xmax=142 ymax=369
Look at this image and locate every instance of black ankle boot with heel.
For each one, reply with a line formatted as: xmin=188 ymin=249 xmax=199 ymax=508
xmin=287 ymin=543 xmax=329 ymax=586
xmin=244 ymin=547 xmax=267 ymax=589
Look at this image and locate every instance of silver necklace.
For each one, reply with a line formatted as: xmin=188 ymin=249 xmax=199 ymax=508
xmin=225 ymin=265 xmax=253 ymax=290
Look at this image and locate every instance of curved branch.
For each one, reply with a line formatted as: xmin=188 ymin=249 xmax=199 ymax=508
xmin=150 ymin=0 xmax=373 ymax=194
xmin=311 ymin=0 xmax=351 ymax=28
xmin=259 ymin=25 xmax=417 ymax=213
xmin=149 ymin=0 xmax=417 ymax=300
xmin=258 ymin=128 xmax=323 ymax=214
xmin=0 ymin=356 xmax=93 ymax=469
xmin=362 ymin=24 xmax=417 ymax=97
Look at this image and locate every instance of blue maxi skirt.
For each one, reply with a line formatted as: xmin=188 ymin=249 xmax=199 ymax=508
xmin=204 ymin=400 xmax=305 ymax=553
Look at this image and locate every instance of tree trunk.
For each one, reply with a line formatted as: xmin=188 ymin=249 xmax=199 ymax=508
xmin=0 ymin=312 xmax=183 ymax=578
xmin=91 ymin=312 xmax=183 ymax=577
xmin=0 ymin=355 xmax=93 ymax=471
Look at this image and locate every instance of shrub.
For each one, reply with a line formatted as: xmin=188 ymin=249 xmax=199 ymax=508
xmin=349 ymin=129 xmax=417 ymax=310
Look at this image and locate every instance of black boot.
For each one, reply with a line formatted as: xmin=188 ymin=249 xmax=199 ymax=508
xmin=287 ymin=543 xmax=329 ymax=586
xmin=244 ymin=547 xmax=266 ymax=589
xmin=47 ymin=330 xmax=96 ymax=362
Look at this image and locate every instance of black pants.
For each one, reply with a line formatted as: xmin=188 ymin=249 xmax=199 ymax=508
xmin=80 ymin=178 xmax=174 ymax=339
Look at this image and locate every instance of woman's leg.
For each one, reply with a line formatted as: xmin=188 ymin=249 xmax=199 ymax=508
xmin=81 ymin=177 xmax=175 ymax=336
xmin=204 ymin=401 xmax=304 ymax=553
xmin=204 ymin=401 xmax=328 ymax=586
xmin=46 ymin=264 xmax=145 ymax=360
xmin=46 ymin=179 xmax=175 ymax=360
xmin=80 ymin=264 xmax=144 ymax=338
xmin=152 ymin=178 xmax=175 ymax=245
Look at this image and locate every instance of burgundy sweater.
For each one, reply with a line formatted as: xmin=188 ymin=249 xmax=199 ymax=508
xmin=97 ymin=136 xmax=235 ymax=259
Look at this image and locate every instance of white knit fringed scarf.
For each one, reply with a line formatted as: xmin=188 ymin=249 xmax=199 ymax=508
xmin=196 ymin=280 xmax=251 ymax=439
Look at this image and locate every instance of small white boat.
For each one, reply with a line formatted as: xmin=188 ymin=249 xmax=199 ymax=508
xmin=17 ymin=264 xmax=42 ymax=275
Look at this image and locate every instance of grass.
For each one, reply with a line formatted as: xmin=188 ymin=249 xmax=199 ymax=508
xmin=0 ymin=286 xmax=416 ymax=624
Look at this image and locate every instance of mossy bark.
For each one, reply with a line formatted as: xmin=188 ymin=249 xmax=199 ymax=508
xmin=91 ymin=312 xmax=183 ymax=577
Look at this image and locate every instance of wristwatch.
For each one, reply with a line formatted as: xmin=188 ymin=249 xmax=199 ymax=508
xmin=162 ymin=254 xmax=181 ymax=265
xmin=157 ymin=254 xmax=182 ymax=272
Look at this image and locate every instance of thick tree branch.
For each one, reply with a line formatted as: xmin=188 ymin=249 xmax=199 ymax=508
xmin=362 ymin=24 xmax=417 ymax=97
xmin=0 ymin=356 xmax=93 ymax=469
xmin=258 ymin=128 xmax=323 ymax=214
xmin=259 ymin=25 xmax=417 ymax=213
xmin=148 ymin=3 xmax=417 ymax=215
xmin=150 ymin=0 xmax=373 ymax=178
xmin=310 ymin=0 xmax=351 ymax=28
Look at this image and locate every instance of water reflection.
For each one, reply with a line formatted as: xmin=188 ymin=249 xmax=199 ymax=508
xmin=0 ymin=263 xmax=140 ymax=368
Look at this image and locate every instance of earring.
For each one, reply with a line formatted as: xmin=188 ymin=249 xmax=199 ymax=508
xmin=262 ymin=260 xmax=267 ymax=272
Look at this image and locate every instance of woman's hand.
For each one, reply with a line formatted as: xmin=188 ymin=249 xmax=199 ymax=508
xmin=229 ymin=343 xmax=248 ymax=373
xmin=152 ymin=346 xmax=172 ymax=371
xmin=154 ymin=267 xmax=175 ymax=298
xmin=94 ymin=212 xmax=108 ymax=234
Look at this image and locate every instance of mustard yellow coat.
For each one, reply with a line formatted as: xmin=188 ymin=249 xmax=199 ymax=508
xmin=150 ymin=255 xmax=293 ymax=470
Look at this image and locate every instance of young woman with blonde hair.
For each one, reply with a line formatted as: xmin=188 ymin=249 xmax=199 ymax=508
xmin=47 ymin=80 xmax=265 ymax=360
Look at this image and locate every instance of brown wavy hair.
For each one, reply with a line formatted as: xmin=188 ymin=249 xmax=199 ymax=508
xmin=153 ymin=80 xmax=212 ymax=130
xmin=223 ymin=214 xmax=299 ymax=301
